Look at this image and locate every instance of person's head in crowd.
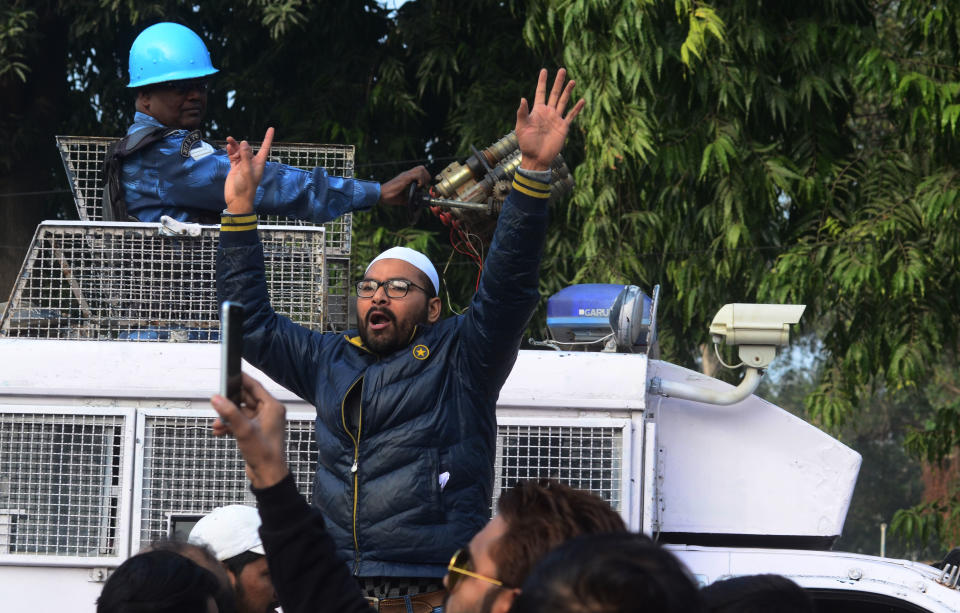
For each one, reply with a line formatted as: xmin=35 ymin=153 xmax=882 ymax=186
xmin=188 ymin=505 xmax=279 ymax=613
xmin=443 ymin=479 xmax=627 ymax=613
xmin=511 ymin=533 xmax=705 ymax=613
xmin=96 ymin=549 xmax=221 ymax=613
xmin=150 ymin=537 xmax=237 ymax=613
xmin=700 ymin=574 xmax=814 ymax=613
xmin=934 ymin=547 xmax=960 ymax=570
xmin=357 ymin=246 xmax=442 ymax=355
xmin=128 ymin=22 xmax=218 ymax=130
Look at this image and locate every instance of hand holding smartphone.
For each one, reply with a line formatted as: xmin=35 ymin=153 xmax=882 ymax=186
xmin=220 ymin=301 xmax=244 ymax=407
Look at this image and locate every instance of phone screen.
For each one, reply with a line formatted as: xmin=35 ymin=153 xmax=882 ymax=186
xmin=220 ymin=302 xmax=244 ymax=406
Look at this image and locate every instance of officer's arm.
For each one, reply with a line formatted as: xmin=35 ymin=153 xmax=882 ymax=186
xmin=253 ymin=161 xmax=380 ymax=223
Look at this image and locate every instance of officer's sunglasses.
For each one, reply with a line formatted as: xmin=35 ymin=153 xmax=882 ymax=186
xmin=446 ymin=548 xmax=509 ymax=592
xmin=157 ymin=78 xmax=210 ymax=94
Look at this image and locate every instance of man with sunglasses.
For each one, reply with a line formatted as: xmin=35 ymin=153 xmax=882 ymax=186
xmin=117 ymin=22 xmax=428 ymax=223
xmin=217 ymin=68 xmax=585 ymax=610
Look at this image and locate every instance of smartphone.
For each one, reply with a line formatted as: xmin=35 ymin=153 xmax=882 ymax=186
xmin=220 ymin=301 xmax=244 ymax=407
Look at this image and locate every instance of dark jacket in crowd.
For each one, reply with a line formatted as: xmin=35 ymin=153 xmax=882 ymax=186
xmin=218 ymin=172 xmax=550 ymax=577
xmin=255 ymin=474 xmax=371 ymax=613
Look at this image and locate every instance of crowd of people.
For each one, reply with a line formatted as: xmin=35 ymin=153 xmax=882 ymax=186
xmin=94 ymin=22 xmax=819 ymax=613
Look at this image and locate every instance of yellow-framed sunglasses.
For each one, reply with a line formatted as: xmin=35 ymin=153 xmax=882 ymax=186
xmin=446 ymin=548 xmax=510 ymax=591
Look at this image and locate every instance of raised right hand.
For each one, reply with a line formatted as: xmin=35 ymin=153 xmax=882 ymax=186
xmin=515 ymin=69 xmax=585 ymax=172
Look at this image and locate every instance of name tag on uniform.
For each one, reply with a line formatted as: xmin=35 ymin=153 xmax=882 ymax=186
xmin=180 ymin=130 xmax=215 ymax=160
xmin=189 ymin=140 xmax=215 ymax=160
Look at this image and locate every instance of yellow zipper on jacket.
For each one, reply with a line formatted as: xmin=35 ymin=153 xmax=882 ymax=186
xmin=340 ymin=376 xmax=364 ymax=574
xmin=338 ymin=329 xmax=417 ymax=573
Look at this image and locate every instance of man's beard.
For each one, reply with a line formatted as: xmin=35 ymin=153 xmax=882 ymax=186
xmin=357 ymin=304 xmax=428 ymax=356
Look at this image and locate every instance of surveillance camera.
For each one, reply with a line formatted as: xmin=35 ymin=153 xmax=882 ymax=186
xmin=650 ymin=302 xmax=805 ymax=405
xmin=709 ymin=303 xmax=806 ymax=368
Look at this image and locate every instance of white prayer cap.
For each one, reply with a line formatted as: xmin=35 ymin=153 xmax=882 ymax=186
xmin=366 ymin=246 xmax=440 ymax=294
xmin=188 ymin=505 xmax=264 ymax=561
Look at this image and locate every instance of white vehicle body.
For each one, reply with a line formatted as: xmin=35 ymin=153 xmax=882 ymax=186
xmin=1 ymin=338 xmax=958 ymax=611
xmin=672 ymin=546 xmax=960 ymax=612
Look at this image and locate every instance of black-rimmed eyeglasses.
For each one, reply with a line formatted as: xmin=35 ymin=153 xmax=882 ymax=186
xmin=356 ymin=278 xmax=428 ymax=299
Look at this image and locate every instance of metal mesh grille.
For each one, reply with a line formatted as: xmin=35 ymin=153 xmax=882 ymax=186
xmin=135 ymin=417 xmax=623 ymax=545
xmin=55 ymin=136 xmax=354 ymax=253
xmin=0 ymin=222 xmax=330 ymax=341
xmin=0 ymin=412 xmax=126 ymax=557
xmin=326 ymin=255 xmax=351 ymax=332
xmin=493 ymin=424 xmax=624 ymax=512
xmin=137 ymin=414 xmax=317 ymax=547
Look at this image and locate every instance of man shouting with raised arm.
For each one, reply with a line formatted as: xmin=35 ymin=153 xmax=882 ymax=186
xmin=217 ymin=69 xmax=584 ymax=610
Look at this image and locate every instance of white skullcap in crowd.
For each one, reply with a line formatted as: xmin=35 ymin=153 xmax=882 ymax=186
xmin=366 ymin=247 xmax=440 ymax=294
xmin=188 ymin=505 xmax=265 ymax=561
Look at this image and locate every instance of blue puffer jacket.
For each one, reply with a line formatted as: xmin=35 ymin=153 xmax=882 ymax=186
xmin=217 ymin=171 xmax=550 ymax=578
xmin=122 ymin=112 xmax=380 ymax=223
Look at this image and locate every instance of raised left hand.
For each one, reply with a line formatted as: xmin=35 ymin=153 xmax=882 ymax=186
xmin=224 ymin=127 xmax=275 ymax=214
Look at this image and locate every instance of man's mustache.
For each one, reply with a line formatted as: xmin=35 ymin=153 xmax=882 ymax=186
xmin=365 ymin=307 xmax=396 ymax=326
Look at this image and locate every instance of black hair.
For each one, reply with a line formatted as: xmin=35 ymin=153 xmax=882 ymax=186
xmin=222 ymin=549 xmax=265 ymax=579
xmin=701 ymin=574 xmax=814 ymax=613
xmin=97 ymin=549 xmax=221 ymax=613
xmin=934 ymin=547 xmax=960 ymax=570
xmin=149 ymin=538 xmax=237 ymax=613
xmin=510 ymin=532 xmax=705 ymax=613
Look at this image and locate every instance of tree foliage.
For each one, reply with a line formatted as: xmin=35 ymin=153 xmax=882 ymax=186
xmin=756 ymin=2 xmax=960 ymax=545
xmin=524 ymin=0 xmax=871 ymax=362
xmin=523 ymin=0 xmax=960 ymax=546
xmin=0 ymin=5 xmax=32 ymax=82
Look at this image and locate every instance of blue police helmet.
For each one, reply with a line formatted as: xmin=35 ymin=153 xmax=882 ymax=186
xmin=128 ymin=22 xmax=219 ymax=88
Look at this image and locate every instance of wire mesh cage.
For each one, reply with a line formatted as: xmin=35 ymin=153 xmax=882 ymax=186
xmin=135 ymin=413 xmax=318 ymax=548
xmin=0 ymin=410 xmax=128 ymax=557
xmin=326 ymin=255 xmax=352 ymax=332
xmin=493 ymin=423 xmax=625 ymax=512
xmin=133 ymin=412 xmax=626 ymax=549
xmin=0 ymin=221 xmax=330 ymax=342
xmin=54 ymin=136 xmax=355 ymax=254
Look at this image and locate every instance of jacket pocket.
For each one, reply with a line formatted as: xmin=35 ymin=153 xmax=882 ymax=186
xmin=362 ymin=446 xmax=444 ymax=527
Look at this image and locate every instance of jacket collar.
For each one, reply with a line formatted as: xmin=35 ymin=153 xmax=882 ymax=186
xmin=130 ymin=111 xmax=168 ymax=134
xmin=345 ymin=334 xmax=369 ymax=352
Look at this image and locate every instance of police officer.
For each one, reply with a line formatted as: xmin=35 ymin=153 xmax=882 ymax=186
xmin=118 ymin=22 xmax=428 ymax=223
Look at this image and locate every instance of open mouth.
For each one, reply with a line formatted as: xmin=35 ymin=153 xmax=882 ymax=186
xmin=367 ymin=310 xmax=394 ymax=332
